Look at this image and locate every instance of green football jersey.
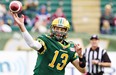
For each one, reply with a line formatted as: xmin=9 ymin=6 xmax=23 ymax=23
xmin=33 ymin=34 xmax=78 ymax=75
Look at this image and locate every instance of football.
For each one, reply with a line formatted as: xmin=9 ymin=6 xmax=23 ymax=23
xmin=9 ymin=1 xmax=22 ymax=13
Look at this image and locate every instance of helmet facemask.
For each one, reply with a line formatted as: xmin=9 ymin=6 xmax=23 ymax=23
xmin=51 ymin=26 xmax=68 ymax=41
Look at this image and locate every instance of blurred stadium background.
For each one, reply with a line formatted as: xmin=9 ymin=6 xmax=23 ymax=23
xmin=0 ymin=0 xmax=116 ymax=75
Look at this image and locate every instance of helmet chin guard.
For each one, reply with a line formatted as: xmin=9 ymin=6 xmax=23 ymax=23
xmin=52 ymin=30 xmax=67 ymax=41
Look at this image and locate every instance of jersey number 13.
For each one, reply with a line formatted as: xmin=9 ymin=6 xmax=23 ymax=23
xmin=49 ymin=50 xmax=68 ymax=70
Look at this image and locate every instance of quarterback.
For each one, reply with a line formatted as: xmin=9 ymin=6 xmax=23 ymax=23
xmin=11 ymin=12 xmax=86 ymax=75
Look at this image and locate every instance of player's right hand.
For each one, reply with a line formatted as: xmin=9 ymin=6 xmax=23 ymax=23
xmin=10 ymin=12 xmax=24 ymax=27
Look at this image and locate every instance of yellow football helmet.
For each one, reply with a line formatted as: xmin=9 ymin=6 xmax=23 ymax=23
xmin=51 ymin=17 xmax=70 ymax=30
xmin=51 ymin=17 xmax=70 ymax=41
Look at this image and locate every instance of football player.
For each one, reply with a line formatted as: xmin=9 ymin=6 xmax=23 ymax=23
xmin=11 ymin=12 xmax=86 ymax=75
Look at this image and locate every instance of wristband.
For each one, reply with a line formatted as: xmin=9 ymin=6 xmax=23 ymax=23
xmin=79 ymin=57 xmax=86 ymax=68
xmin=79 ymin=57 xmax=84 ymax=61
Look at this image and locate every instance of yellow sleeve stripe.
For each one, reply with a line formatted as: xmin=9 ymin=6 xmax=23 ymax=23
xmin=74 ymin=53 xmax=78 ymax=59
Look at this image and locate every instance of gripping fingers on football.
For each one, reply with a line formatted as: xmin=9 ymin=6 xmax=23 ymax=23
xmin=10 ymin=12 xmax=18 ymax=19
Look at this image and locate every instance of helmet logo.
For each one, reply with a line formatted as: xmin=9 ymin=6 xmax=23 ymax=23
xmin=58 ymin=18 xmax=64 ymax=27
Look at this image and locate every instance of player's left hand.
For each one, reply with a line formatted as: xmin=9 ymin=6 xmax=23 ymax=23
xmin=74 ymin=44 xmax=82 ymax=58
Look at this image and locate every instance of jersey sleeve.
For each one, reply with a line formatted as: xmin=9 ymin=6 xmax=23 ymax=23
xmin=68 ymin=41 xmax=79 ymax=62
xmin=102 ymin=51 xmax=111 ymax=62
xmin=70 ymin=52 xmax=79 ymax=62
xmin=37 ymin=38 xmax=47 ymax=54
